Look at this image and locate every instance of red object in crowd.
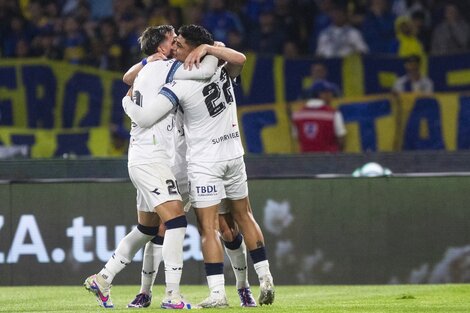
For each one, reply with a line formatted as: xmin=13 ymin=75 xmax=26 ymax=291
xmin=292 ymin=105 xmax=339 ymax=152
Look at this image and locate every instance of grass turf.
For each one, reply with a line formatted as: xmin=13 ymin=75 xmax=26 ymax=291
xmin=0 ymin=284 xmax=469 ymax=312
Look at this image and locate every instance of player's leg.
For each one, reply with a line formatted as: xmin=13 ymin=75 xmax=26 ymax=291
xmin=136 ymin=163 xmax=189 ymax=309
xmin=219 ymin=209 xmax=256 ymax=307
xmin=84 ymin=224 xmax=156 ymax=309
xmin=193 ymin=202 xmax=228 ymax=308
xmin=153 ymin=197 xmax=189 ymax=309
xmin=188 ymin=161 xmax=229 ymax=308
xmin=224 ymin=157 xmax=275 ymax=305
xmin=219 ymin=212 xmax=249 ymax=289
xmin=127 ymin=218 xmax=166 ymax=308
xmin=188 ymin=162 xmax=228 ymax=308
xmin=84 ymin=210 xmax=158 ymax=309
xmin=230 ymin=196 xmax=275 ymax=305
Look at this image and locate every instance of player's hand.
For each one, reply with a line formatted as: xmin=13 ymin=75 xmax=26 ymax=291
xmin=147 ymin=52 xmax=166 ymax=62
xmin=184 ymin=44 xmax=209 ymax=70
xmin=214 ymin=41 xmax=225 ymax=47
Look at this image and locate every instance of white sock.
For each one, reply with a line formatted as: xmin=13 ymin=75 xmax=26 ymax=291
xmin=254 ymin=260 xmax=272 ymax=282
xmin=207 ymin=274 xmax=226 ymax=298
xmin=224 ymin=240 xmax=249 ymax=289
xmin=98 ymin=227 xmax=153 ymax=285
xmin=162 ymin=227 xmax=186 ymax=295
xmin=140 ymin=241 xmax=163 ymax=294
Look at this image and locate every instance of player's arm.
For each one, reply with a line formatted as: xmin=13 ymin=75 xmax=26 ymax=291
xmin=122 ymin=91 xmax=175 ymax=128
xmin=184 ymin=43 xmax=246 ymax=78
xmin=173 ymin=55 xmax=218 ymax=80
xmin=122 ymin=52 xmax=166 ymax=85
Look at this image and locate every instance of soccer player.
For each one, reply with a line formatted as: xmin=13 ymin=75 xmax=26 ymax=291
xmin=123 ymin=38 xmax=256 ymax=308
xmin=83 ymin=25 xmax=218 ymax=310
xmin=122 ymin=24 xmax=275 ymax=308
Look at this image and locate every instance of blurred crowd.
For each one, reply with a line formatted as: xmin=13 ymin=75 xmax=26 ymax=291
xmin=1 ymin=0 xmax=469 ymax=72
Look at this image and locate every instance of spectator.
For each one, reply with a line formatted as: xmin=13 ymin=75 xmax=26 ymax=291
xmin=227 ymin=30 xmax=246 ymax=52
xmin=167 ymin=6 xmax=184 ymax=30
xmin=24 ymin=1 xmax=48 ymax=32
xmin=86 ymin=17 xmax=123 ymax=71
xmin=301 ymin=62 xmax=341 ymax=99
xmin=148 ymin=4 xmax=171 ymax=26
xmin=112 ymin=0 xmax=140 ymax=27
xmin=14 ymin=38 xmax=31 ymax=57
xmin=31 ymin=27 xmax=62 ymax=60
xmin=392 ymin=54 xmax=433 ymax=94
xmin=361 ymin=0 xmax=396 ymax=54
xmin=431 ymin=3 xmax=470 ymax=55
xmin=411 ymin=10 xmax=431 ymax=52
xmin=393 ymin=0 xmax=432 ymax=21
xmin=393 ymin=15 xmax=425 ymax=59
xmin=2 ymin=14 xmax=37 ymax=57
xmin=391 ymin=0 xmax=407 ymax=16
xmin=316 ymin=5 xmax=368 ymax=58
xmin=241 ymin=0 xmax=275 ymax=27
xmin=89 ymin=0 xmax=114 ymax=20
xmin=273 ymin=0 xmax=307 ymax=52
xmin=62 ymin=0 xmax=81 ymax=16
xmin=41 ymin=2 xmax=62 ymax=30
xmin=116 ymin=11 xmax=141 ymax=70
xmin=291 ymin=80 xmax=347 ymax=153
xmin=308 ymin=0 xmax=335 ymax=53
xmin=183 ymin=3 xmax=204 ymax=25
xmin=283 ymin=40 xmax=300 ymax=59
xmin=249 ymin=9 xmax=285 ymax=54
xmin=408 ymin=0 xmax=432 ymax=27
xmin=58 ymin=15 xmax=88 ymax=64
xmin=202 ymin=0 xmax=244 ymax=44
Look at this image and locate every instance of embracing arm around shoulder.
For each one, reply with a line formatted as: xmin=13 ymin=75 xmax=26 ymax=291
xmin=174 ymin=55 xmax=218 ymax=80
xmin=185 ymin=44 xmax=246 ymax=78
xmin=122 ymin=94 xmax=174 ymax=128
xmin=122 ymin=62 xmax=144 ymax=86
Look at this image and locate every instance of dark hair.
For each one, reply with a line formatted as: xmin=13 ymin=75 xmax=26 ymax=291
xmin=177 ymin=24 xmax=214 ymax=47
xmin=138 ymin=25 xmax=174 ymax=56
xmin=405 ymin=54 xmax=421 ymax=64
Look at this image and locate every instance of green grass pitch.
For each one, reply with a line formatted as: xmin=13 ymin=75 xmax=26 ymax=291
xmin=0 ymin=284 xmax=469 ymax=312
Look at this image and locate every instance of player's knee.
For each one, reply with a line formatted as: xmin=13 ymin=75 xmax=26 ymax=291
xmin=164 ymin=215 xmax=187 ymax=229
xmin=137 ymin=224 xmax=158 ymax=236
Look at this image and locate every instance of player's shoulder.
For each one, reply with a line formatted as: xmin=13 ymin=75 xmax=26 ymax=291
xmin=164 ymin=79 xmax=194 ymax=90
xmin=143 ymin=58 xmax=176 ymax=70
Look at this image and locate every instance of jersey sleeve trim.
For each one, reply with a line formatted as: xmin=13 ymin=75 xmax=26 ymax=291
xmin=159 ymin=87 xmax=179 ymax=108
xmin=166 ymin=61 xmax=183 ymax=83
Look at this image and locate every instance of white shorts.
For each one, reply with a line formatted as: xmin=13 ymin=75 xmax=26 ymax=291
xmin=184 ymin=198 xmax=230 ymax=213
xmin=187 ymin=157 xmax=248 ymax=209
xmin=128 ymin=163 xmax=182 ymax=213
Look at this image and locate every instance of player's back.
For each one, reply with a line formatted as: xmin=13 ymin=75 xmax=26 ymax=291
xmin=161 ymin=66 xmax=244 ymax=163
xmin=128 ymin=60 xmax=180 ymax=167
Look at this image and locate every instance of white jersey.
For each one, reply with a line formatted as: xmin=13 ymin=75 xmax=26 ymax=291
xmin=127 ymin=59 xmax=181 ymax=167
xmin=126 ymin=56 xmax=218 ymax=167
xmin=159 ymin=66 xmax=244 ymax=163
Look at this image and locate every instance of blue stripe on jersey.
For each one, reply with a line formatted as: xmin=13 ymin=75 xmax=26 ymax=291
xmin=166 ymin=61 xmax=183 ymax=83
xmin=159 ymin=87 xmax=179 ymax=108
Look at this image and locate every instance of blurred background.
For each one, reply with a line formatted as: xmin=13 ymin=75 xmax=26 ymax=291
xmin=1 ymin=0 xmax=470 ymax=286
